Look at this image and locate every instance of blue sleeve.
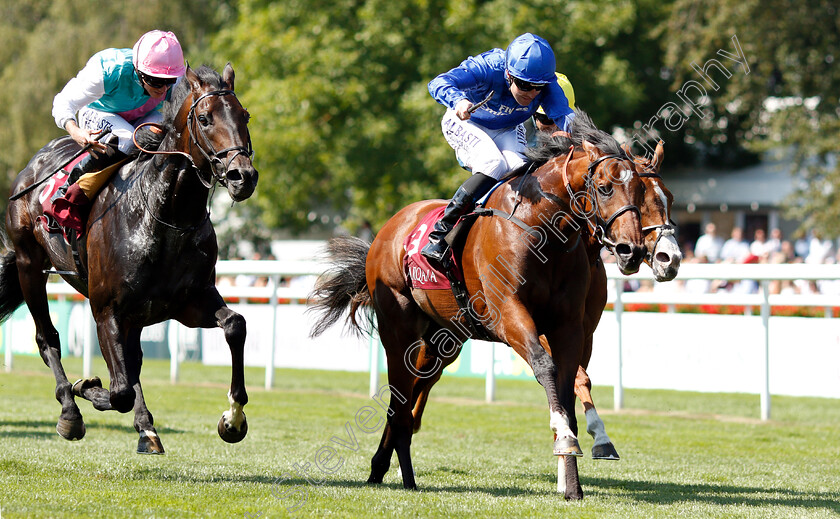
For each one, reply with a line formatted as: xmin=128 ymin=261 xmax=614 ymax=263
xmin=541 ymin=81 xmax=575 ymax=131
xmin=428 ymin=53 xmax=495 ymax=109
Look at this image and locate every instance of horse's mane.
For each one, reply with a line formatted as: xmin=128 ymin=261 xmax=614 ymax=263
xmin=525 ymin=109 xmax=626 ymax=164
xmin=132 ymin=65 xmax=225 ymax=153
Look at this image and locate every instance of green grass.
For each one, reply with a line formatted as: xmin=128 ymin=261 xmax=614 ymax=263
xmin=1 ymin=355 xmax=838 ymax=518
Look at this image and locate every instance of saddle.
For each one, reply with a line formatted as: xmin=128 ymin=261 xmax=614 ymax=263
xmin=39 ymin=154 xmax=128 ymax=238
xmin=402 ymin=161 xmax=580 ymax=341
xmin=38 ymin=154 xmax=129 ymax=281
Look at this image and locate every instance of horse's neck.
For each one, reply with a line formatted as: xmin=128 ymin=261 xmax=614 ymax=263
xmin=138 ymin=144 xmax=209 ymax=225
xmin=500 ymin=161 xmax=584 ymax=240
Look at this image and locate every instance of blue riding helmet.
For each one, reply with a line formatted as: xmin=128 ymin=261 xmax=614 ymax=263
xmin=505 ymin=33 xmax=556 ymax=84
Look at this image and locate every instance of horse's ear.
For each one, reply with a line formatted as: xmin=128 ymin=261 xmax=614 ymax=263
xmin=223 ymin=62 xmax=235 ymax=91
xmin=185 ymin=65 xmax=201 ymax=92
xmin=653 ymin=140 xmax=665 ymax=170
xmin=582 ymin=140 xmax=601 ymax=163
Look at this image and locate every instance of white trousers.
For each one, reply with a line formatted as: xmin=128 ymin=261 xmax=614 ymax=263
xmin=78 ymin=106 xmax=164 ymax=154
xmin=440 ymin=108 xmax=527 ymax=180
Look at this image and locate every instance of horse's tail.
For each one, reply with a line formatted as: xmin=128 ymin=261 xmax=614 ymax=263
xmin=308 ymin=236 xmax=373 ymax=338
xmin=0 ymin=248 xmax=24 ymax=324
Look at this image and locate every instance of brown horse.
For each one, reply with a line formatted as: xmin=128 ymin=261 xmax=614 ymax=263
xmin=572 ymin=140 xmax=681 ymax=460
xmin=310 ymin=112 xmax=646 ymax=499
xmin=407 ymin=140 xmax=681 ymax=464
xmin=0 ymin=64 xmax=257 ymax=453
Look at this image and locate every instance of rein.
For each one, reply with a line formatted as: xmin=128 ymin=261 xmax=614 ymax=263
xmin=560 ymin=147 xmax=641 ymax=249
xmin=130 ymin=88 xmax=252 ymax=232
xmin=187 ymin=90 xmax=254 ymax=188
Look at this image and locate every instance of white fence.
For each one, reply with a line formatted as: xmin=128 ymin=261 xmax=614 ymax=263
xmin=4 ymin=261 xmax=840 ymax=421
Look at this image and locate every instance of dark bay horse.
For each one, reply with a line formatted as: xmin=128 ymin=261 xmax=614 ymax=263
xmin=0 ymin=64 xmax=257 ymax=453
xmin=310 ymin=113 xmax=646 ymax=499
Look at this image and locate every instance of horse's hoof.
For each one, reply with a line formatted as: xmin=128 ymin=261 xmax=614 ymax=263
xmin=564 ymin=486 xmax=584 ymax=500
xmin=137 ymin=430 xmax=165 ymax=455
xmin=366 ymin=474 xmax=384 ymax=485
xmin=592 ymin=442 xmax=620 ymax=460
xmin=553 ymin=436 xmax=584 ymax=457
xmin=56 ymin=417 xmax=86 ymax=440
xmin=71 ymin=376 xmax=102 ymax=397
xmin=217 ymin=414 xmax=248 ymax=443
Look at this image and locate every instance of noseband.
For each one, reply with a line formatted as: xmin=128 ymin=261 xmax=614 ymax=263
xmin=561 ymin=147 xmax=641 ymax=249
xmin=187 ymin=90 xmax=254 ymax=188
xmin=638 ymin=171 xmax=677 ymax=262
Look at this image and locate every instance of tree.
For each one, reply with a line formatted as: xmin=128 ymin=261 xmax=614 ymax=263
xmin=210 ymin=0 xmax=677 ymax=235
xmin=661 ymin=0 xmax=840 ymax=236
xmin=0 ymin=0 xmax=230 ymax=213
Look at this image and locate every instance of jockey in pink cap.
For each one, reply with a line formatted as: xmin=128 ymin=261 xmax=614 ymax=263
xmin=46 ymin=30 xmax=186 ymax=235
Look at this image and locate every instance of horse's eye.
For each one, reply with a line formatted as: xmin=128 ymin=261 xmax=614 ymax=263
xmin=198 ymin=114 xmax=210 ymax=126
xmin=244 ymin=110 xmax=251 ymax=123
xmin=597 ymin=183 xmax=613 ymax=197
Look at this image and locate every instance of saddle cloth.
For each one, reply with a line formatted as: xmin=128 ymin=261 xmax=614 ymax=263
xmin=38 ymin=154 xmax=85 ymax=217
xmin=402 ymin=206 xmax=465 ymax=290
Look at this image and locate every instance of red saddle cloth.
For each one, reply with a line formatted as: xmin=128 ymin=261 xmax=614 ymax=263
xmin=402 ymin=207 xmax=464 ymax=290
xmin=39 ymin=154 xmax=86 ymax=219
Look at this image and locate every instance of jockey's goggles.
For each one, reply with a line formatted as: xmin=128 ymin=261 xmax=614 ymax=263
xmin=139 ymin=71 xmax=177 ymax=89
xmin=510 ymin=75 xmax=547 ymax=92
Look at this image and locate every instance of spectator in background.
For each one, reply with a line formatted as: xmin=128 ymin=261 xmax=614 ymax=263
xmin=719 ymin=227 xmax=750 ymax=263
xmin=794 ymin=232 xmax=811 ymax=259
xmin=694 ymin=223 xmax=724 ymax=263
xmin=806 ymin=230 xmax=834 ymax=264
xmin=749 ymin=228 xmax=769 ymax=260
xmin=765 ymin=228 xmax=783 ymax=257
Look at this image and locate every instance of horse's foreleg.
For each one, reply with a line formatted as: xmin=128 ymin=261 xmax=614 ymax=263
xmin=176 ymin=289 xmax=248 ymax=444
xmin=92 ymin=311 xmax=136 ymax=413
xmin=506 ymin=313 xmax=583 ymax=500
xmin=15 ymin=250 xmax=85 ymax=439
xmin=508 ymin=318 xmax=583 ymax=459
xmin=125 ymin=328 xmax=164 ymax=454
xmin=543 ymin=326 xmax=585 ymax=500
xmin=575 ymin=364 xmax=619 ymax=460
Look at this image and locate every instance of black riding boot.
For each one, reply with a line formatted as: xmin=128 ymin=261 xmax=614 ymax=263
xmin=421 ymin=172 xmax=497 ymax=265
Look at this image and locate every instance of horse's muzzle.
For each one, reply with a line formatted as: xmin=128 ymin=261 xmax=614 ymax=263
xmin=225 ymin=167 xmax=258 ymax=201
xmin=614 ymin=242 xmax=646 ymax=274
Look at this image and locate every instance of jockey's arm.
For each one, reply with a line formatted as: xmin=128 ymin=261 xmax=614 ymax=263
xmin=533 ymin=111 xmax=558 ymax=133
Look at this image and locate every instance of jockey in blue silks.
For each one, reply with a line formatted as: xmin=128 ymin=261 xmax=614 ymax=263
xmin=423 ymin=33 xmax=575 ymax=264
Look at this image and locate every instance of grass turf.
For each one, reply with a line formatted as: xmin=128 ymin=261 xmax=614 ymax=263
xmin=0 ymin=355 xmax=838 ymax=518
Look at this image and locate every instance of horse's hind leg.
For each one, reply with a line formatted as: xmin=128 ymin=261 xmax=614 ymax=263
xmin=13 ymin=246 xmax=85 ymax=439
xmin=367 ymin=295 xmax=428 ymax=489
xmin=176 ymin=288 xmax=248 ymax=443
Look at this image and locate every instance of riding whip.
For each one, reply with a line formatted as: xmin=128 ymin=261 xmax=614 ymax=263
xmin=469 ymin=90 xmax=494 ymax=113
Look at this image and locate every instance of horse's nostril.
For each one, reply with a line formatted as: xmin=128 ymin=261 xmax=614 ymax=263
xmin=615 ymin=243 xmax=632 ymax=257
xmin=655 ymin=251 xmax=671 ymax=263
xmin=226 ymin=170 xmax=243 ymax=183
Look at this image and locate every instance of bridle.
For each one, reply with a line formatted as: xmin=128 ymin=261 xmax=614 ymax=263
xmin=131 ymin=88 xmax=254 ymax=232
xmin=187 ymin=90 xmax=254 ymax=188
xmin=133 ymin=89 xmax=254 ymax=189
xmin=560 ymin=147 xmax=641 ymax=250
xmin=638 ymin=171 xmax=677 ymax=263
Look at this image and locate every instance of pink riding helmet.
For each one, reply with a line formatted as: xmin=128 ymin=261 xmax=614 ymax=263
xmin=132 ymin=30 xmax=186 ymax=79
